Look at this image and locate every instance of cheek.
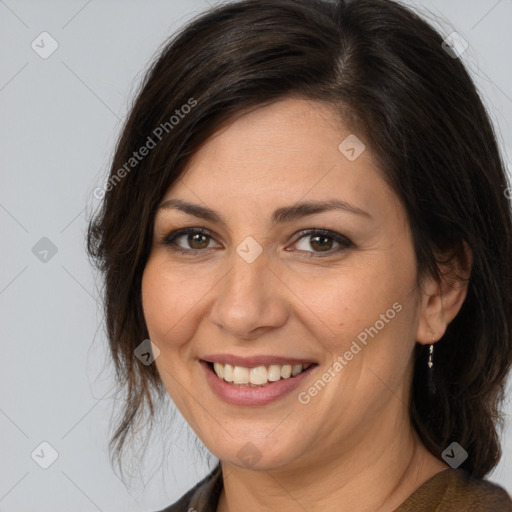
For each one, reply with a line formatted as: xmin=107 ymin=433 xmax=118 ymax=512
xmin=294 ymin=260 xmax=413 ymax=337
xmin=141 ymin=257 xmax=204 ymax=349
xmin=141 ymin=258 xmax=206 ymax=407
xmin=301 ymin=256 xmax=418 ymax=375
xmin=141 ymin=261 xmax=166 ymax=339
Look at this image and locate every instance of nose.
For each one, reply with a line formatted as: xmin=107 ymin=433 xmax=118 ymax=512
xmin=208 ymin=248 xmax=289 ymax=340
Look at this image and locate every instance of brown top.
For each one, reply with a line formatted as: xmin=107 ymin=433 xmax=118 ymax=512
xmin=156 ymin=464 xmax=512 ymax=511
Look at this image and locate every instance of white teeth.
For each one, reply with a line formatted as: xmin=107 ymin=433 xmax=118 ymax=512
xmin=281 ymin=365 xmax=292 ymax=378
xmin=233 ymin=366 xmax=249 ymax=384
xmin=268 ymin=365 xmax=282 ymax=381
xmin=291 ymin=364 xmax=303 ymax=377
xmin=223 ymin=363 xmax=234 ymax=382
xmin=213 ymin=362 xmax=223 ymax=379
xmin=249 ymin=366 xmax=268 ymax=385
xmin=211 ymin=362 xmax=312 ymax=386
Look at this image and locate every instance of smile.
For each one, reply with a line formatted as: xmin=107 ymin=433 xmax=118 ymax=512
xmin=201 ymin=358 xmax=318 ymax=406
xmin=210 ymin=362 xmax=314 ymax=387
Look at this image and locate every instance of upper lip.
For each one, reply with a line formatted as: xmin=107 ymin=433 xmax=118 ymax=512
xmin=202 ymin=354 xmax=317 ymax=367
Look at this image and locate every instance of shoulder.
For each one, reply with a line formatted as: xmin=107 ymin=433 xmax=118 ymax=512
xmin=444 ymin=469 xmax=512 ymax=511
xmin=396 ymin=468 xmax=512 ymax=512
xmin=152 ymin=463 xmax=223 ymax=512
xmin=153 ymin=485 xmax=196 ymax=512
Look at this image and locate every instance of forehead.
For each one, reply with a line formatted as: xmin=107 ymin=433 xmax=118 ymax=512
xmin=187 ymin=98 xmax=348 ymax=170
xmin=158 ymin=98 xmax=403 ymax=229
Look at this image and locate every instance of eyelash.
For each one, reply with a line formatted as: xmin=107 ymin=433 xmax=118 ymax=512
xmin=160 ymin=227 xmax=353 ymax=257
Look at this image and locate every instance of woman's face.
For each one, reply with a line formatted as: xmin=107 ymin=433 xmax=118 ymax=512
xmin=142 ymin=97 xmax=426 ymax=471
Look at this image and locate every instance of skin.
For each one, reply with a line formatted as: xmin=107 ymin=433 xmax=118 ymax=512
xmin=142 ymin=97 xmax=469 ymax=511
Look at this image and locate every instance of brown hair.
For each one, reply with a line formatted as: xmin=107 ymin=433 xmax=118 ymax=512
xmin=87 ymin=0 xmax=512 ymax=479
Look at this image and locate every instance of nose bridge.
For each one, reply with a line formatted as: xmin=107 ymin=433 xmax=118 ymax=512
xmin=209 ymin=244 xmax=288 ymax=338
xmin=223 ymin=246 xmax=270 ymax=308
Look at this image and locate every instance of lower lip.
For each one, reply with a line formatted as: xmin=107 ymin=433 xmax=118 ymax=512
xmin=201 ymin=361 xmax=317 ymax=406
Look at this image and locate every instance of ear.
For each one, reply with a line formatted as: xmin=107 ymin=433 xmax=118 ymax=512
xmin=416 ymin=242 xmax=472 ymax=345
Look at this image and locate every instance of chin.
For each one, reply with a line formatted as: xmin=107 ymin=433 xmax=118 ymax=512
xmin=207 ymin=431 xmax=309 ymax=471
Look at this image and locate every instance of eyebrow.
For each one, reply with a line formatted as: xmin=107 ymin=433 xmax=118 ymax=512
xmin=157 ymin=198 xmax=371 ymax=227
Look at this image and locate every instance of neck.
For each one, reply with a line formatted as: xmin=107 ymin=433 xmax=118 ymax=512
xmin=216 ymin=413 xmax=447 ymax=512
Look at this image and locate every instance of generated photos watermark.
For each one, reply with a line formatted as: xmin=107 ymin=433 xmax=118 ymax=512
xmin=298 ymin=301 xmax=403 ymax=404
xmin=93 ymin=97 xmax=197 ymax=199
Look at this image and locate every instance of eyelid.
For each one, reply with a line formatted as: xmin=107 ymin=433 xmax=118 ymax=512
xmin=289 ymin=228 xmax=353 ymax=254
xmin=160 ymin=227 xmax=220 ymax=252
xmin=161 ymin=227 xmax=353 ymax=256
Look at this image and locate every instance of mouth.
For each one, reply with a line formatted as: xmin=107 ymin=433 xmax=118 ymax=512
xmin=203 ymin=360 xmax=317 ymax=387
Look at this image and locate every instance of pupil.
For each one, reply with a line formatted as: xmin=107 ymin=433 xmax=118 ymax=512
xmin=311 ymin=235 xmax=332 ymax=251
xmin=190 ymin=233 xmax=207 ymax=248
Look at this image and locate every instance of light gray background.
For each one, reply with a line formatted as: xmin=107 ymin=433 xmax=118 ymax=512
xmin=1 ymin=1 xmax=511 ymax=510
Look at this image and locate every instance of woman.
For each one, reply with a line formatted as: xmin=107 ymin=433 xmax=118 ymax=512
xmin=87 ymin=0 xmax=512 ymax=510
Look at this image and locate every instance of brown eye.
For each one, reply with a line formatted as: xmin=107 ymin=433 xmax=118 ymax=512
xmin=291 ymin=229 xmax=353 ymax=256
xmin=309 ymin=235 xmax=333 ymax=252
xmin=162 ymin=227 xmax=221 ymax=253
xmin=188 ymin=233 xmax=210 ymax=249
